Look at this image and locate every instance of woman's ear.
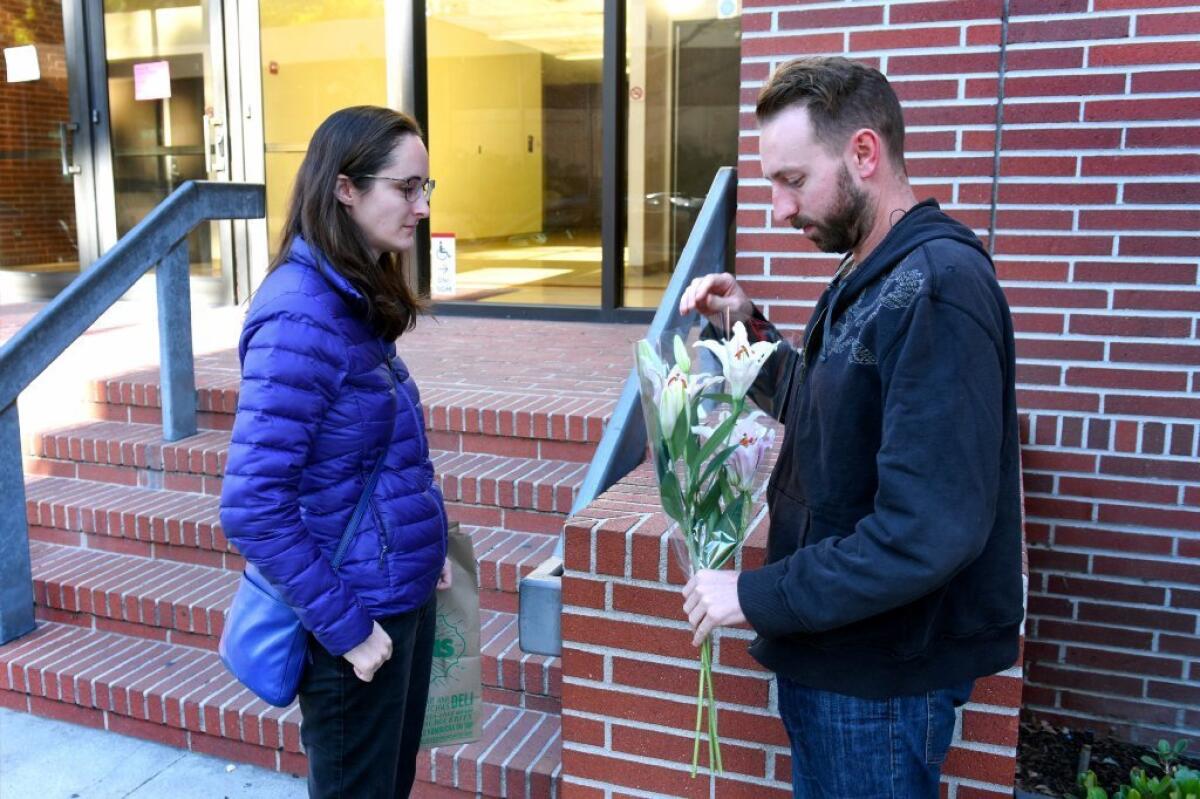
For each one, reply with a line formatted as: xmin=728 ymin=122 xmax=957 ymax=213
xmin=334 ymin=174 xmax=357 ymax=207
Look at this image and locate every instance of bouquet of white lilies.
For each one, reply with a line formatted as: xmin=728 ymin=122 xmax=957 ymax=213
xmin=634 ymin=321 xmax=779 ymax=776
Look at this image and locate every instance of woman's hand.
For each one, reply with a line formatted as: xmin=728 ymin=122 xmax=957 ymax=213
xmin=343 ymin=621 xmax=393 ymax=682
xmin=437 ymin=557 xmax=453 ymax=590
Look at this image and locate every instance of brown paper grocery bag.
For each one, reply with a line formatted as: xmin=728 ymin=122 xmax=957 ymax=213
xmin=420 ymin=522 xmax=483 ymax=748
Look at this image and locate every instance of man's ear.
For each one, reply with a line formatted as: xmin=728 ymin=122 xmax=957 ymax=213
xmin=847 ymin=128 xmax=882 ymax=179
xmin=334 ymin=174 xmax=357 ymax=207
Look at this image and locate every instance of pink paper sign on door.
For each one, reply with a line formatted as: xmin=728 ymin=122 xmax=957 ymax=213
xmin=133 ymin=60 xmax=171 ymax=101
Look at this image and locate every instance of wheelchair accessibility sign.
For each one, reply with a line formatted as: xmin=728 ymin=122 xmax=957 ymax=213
xmin=431 ymin=233 xmax=456 ymax=297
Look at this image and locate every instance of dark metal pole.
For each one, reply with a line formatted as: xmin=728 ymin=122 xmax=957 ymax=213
xmin=601 ymin=0 xmax=627 ymax=311
xmin=0 ymin=402 xmax=36 ymax=645
xmin=157 ymin=239 xmax=198 ymax=441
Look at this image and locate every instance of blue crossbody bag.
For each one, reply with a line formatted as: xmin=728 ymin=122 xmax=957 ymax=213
xmin=219 ymin=455 xmax=387 ymax=707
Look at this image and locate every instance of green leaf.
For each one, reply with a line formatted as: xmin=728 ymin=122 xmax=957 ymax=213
xmin=696 ymin=411 xmax=739 ymax=467
xmin=720 ymin=478 xmax=735 ymax=506
xmin=695 ymin=479 xmax=723 ymax=528
xmin=700 ymin=392 xmax=735 ymax=406
xmin=669 ymin=404 xmax=690 ymax=465
xmin=653 ymin=435 xmax=674 ymax=480
xmin=705 ymin=493 xmax=747 ymax=567
xmin=659 ymin=469 xmax=686 ymax=522
xmin=698 ymin=444 xmax=739 ymax=489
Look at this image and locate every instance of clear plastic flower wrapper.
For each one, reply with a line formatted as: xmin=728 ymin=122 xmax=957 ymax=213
xmin=633 ymin=322 xmax=779 ymax=777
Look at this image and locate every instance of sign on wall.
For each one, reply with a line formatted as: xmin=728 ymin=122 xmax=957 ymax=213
xmin=3 ymin=46 xmax=40 ymax=83
xmin=431 ymin=233 xmax=457 ymax=297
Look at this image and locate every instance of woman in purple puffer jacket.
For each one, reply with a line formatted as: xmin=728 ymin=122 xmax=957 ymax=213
xmin=220 ymin=106 xmax=448 ymax=798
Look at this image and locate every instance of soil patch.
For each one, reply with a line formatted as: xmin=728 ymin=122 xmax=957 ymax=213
xmin=1016 ymin=720 xmax=1199 ymax=798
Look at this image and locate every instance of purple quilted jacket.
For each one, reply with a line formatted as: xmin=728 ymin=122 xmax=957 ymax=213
xmin=219 ymin=237 xmax=447 ymax=656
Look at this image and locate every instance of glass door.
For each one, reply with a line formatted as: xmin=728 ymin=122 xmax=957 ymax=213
xmin=624 ymin=0 xmax=740 ymax=309
xmin=426 ymin=0 xmax=605 ymax=306
xmin=100 ymin=0 xmax=234 ymax=301
xmin=0 ymin=0 xmax=101 ymax=297
xmin=234 ymin=0 xmax=412 ymax=296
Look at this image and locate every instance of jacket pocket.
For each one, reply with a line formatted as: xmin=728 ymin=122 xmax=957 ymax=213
xmin=368 ymin=498 xmax=392 ymax=579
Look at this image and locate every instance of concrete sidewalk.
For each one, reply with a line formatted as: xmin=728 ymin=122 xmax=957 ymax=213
xmin=0 ymin=708 xmax=304 ymax=798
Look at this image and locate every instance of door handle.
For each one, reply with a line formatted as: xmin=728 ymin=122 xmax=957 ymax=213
xmin=212 ymin=120 xmax=226 ymax=173
xmin=58 ymin=122 xmax=81 ymax=176
xmin=203 ymin=116 xmax=227 ymax=174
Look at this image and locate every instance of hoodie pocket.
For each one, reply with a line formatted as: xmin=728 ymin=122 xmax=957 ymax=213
xmin=764 ymin=484 xmax=812 ymax=564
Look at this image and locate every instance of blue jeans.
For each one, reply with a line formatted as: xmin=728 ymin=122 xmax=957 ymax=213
xmin=776 ymin=675 xmax=974 ymax=799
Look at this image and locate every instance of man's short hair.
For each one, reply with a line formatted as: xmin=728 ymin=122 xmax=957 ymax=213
xmin=756 ymin=57 xmax=907 ymax=173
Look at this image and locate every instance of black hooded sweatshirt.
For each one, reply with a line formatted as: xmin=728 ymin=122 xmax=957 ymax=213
xmin=727 ymin=199 xmax=1024 ymax=699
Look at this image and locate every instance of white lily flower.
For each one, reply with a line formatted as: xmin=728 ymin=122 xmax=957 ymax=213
xmin=726 ymin=413 xmax=775 ymax=493
xmin=673 ymin=334 xmax=691 ymax=375
xmin=657 ymin=366 xmax=690 ymax=440
xmin=658 ymin=368 xmax=722 ymax=440
xmin=694 ymin=321 xmax=779 ymax=400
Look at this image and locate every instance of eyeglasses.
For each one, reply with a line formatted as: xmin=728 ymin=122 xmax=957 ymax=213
xmin=359 ymin=175 xmax=436 ymax=203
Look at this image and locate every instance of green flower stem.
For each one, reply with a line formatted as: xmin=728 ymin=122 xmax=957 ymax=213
xmin=691 ymin=650 xmax=706 ymax=777
xmin=705 ymin=638 xmax=723 ymax=774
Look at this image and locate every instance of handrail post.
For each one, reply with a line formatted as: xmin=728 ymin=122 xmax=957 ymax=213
xmin=518 ymin=167 xmax=738 ymax=657
xmin=157 ymin=238 xmax=198 ymax=441
xmin=0 ymin=402 xmax=36 ymax=644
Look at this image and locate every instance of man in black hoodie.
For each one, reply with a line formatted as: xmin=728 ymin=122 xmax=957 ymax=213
xmin=679 ymin=57 xmax=1024 ymax=797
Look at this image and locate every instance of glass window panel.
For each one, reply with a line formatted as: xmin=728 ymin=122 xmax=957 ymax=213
xmin=623 ymin=0 xmax=740 ymax=309
xmin=427 ymin=0 xmax=603 ymax=306
xmin=0 ymin=3 xmax=80 ymax=277
xmin=104 ymin=0 xmax=221 ymax=278
xmin=258 ymin=0 xmax=389 ymax=259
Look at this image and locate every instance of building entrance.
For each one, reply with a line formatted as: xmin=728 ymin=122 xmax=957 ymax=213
xmin=1 ymin=0 xmax=239 ymax=303
xmin=3 ymin=0 xmax=740 ymax=312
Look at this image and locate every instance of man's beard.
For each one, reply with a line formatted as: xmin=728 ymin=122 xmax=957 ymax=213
xmin=791 ymin=165 xmax=873 ymax=254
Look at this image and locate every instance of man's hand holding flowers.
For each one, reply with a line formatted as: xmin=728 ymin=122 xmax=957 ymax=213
xmin=683 ymin=570 xmax=746 ymax=647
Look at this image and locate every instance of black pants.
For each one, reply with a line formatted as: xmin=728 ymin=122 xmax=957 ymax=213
xmin=299 ymin=595 xmax=436 ymax=798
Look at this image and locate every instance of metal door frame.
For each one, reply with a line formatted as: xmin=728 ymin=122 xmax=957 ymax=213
xmin=60 ymin=0 xmax=106 ymax=268
xmin=76 ymin=0 xmax=237 ymax=303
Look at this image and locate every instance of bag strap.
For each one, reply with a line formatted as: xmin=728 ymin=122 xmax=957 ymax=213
xmin=330 ymin=358 xmax=400 ymax=570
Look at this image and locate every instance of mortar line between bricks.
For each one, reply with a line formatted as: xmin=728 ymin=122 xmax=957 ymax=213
xmin=566 ymin=700 xmax=792 ymax=739
xmin=449 ymin=703 xmax=505 ymax=787
xmin=525 ymin=719 xmax=561 ymax=796
xmin=497 ymin=712 xmax=546 ymax=797
xmin=468 ymin=707 xmax=520 ymax=794
xmin=562 ymin=741 xmax=788 ymax=790
xmin=563 ymin=704 xmax=788 ymax=744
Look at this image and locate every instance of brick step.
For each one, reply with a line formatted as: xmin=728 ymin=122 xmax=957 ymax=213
xmin=29 ymin=540 xmax=559 ymax=707
xmin=0 ymin=623 xmax=560 ymax=797
xmin=26 ymin=422 xmax=585 ymax=525
xmin=92 ymin=363 xmax=612 ymax=455
xmin=25 ymin=476 xmax=560 ymax=611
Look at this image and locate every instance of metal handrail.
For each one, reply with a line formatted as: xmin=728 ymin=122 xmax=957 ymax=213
xmin=519 ymin=167 xmax=738 ymax=657
xmin=0 ymin=180 xmax=265 ymax=645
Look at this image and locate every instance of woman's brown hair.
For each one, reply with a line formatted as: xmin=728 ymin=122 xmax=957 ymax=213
xmin=270 ymin=106 xmax=426 ymax=339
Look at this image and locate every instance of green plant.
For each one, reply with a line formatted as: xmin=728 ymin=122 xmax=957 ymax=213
xmin=1077 ymin=739 xmax=1199 ymax=799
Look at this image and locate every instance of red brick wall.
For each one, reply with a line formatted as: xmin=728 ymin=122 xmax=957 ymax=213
xmin=735 ymin=0 xmax=1199 ymax=753
xmin=560 ymin=466 xmax=1024 ymax=797
xmin=0 ymin=2 xmax=79 ymax=269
